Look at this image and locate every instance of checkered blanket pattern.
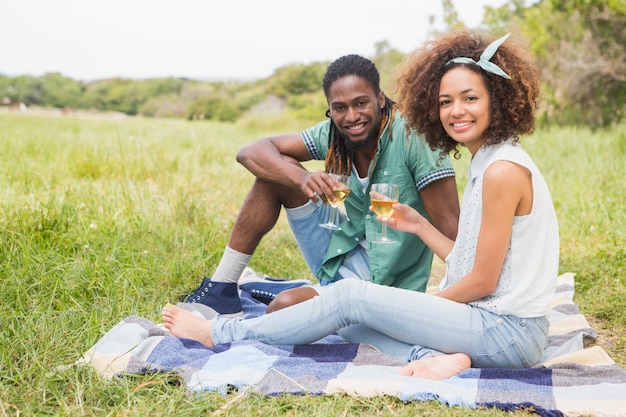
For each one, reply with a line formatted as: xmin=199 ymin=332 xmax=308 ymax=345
xmin=81 ymin=273 xmax=626 ymax=416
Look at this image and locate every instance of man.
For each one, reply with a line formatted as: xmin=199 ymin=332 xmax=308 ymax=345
xmin=183 ymin=54 xmax=459 ymax=316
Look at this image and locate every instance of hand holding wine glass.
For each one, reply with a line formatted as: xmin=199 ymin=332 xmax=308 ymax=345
xmin=370 ymin=183 xmax=399 ymax=243
xmin=318 ymin=173 xmax=351 ymax=230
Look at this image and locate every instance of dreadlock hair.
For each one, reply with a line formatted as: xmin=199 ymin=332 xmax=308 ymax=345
xmin=322 ymin=54 xmax=396 ymax=176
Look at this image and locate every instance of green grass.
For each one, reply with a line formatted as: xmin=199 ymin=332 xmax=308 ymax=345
xmin=529 ymin=126 xmax=626 ymax=358
xmin=0 ymin=111 xmax=624 ymax=416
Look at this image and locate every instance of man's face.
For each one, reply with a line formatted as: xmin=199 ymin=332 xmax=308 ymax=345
xmin=327 ymin=75 xmax=384 ymax=152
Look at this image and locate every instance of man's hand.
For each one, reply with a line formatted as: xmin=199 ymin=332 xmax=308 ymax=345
xmin=302 ymin=171 xmax=343 ymax=203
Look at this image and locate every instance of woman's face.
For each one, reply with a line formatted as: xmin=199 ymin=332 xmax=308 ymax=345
xmin=438 ymin=67 xmax=490 ymax=155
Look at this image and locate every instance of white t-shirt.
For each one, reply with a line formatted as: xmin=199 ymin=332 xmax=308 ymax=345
xmin=441 ymin=140 xmax=559 ymax=317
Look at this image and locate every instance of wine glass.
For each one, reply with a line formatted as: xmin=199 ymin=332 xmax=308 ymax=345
xmin=370 ymin=183 xmax=399 ymax=243
xmin=318 ymin=173 xmax=351 ymax=230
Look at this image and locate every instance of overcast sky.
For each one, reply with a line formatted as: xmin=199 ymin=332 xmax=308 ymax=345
xmin=1 ymin=0 xmax=507 ymax=81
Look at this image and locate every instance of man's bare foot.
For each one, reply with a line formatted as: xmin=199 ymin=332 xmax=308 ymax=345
xmin=399 ymin=353 xmax=471 ymax=379
xmin=161 ymin=304 xmax=215 ymax=347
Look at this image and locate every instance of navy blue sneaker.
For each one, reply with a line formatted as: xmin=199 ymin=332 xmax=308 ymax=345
xmin=181 ymin=277 xmax=243 ymax=317
xmin=238 ymin=269 xmax=312 ymax=305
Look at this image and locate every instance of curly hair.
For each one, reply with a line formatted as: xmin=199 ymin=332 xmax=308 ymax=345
xmin=394 ymin=31 xmax=540 ymax=158
xmin=322 ymin=54 xmax=395 ymax=175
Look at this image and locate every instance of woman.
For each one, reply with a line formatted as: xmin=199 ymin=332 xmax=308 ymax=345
xmin=162 ymin=31 xmax=559 ymax=380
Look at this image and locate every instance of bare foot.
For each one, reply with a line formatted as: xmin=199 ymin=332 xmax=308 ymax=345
xmin=161 ymin=304 xmax=215 ymax=347
xmin=399 ymin=353 xmax=471 ymax=379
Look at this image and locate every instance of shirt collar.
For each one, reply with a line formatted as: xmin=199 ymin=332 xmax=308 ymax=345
xmin=467 ymin=138 xmax=516 ymax=181
xmin=468 ymin=144 xmax=493 ymax=182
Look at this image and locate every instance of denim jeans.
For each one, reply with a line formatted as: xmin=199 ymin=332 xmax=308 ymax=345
xmin=212 ymin=279 xmax=549 ymax=367
xmin=286 ymin=200 xmax=370 ymax=285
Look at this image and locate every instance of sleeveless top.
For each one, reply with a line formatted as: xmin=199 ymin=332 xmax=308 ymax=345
xmin=442 ymin=140 xmax=559 ymax=317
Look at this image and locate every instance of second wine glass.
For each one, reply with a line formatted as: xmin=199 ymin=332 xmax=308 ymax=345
xmin=370 ymin=183 xmax=399 ymax=243
xmin=318 ymin=173 xmax=350 ymax=230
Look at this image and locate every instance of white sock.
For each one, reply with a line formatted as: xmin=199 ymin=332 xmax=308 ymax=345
xmin=211 ymin=246 xmax=251 ymax=283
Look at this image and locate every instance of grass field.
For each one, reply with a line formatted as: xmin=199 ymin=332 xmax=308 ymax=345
xmin=1 ymin=111 xmax=624 ymax=416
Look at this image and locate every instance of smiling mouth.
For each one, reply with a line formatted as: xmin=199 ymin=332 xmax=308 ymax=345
xmin=347 ymin=123 xmax=365 ymax=131
xmin=452 ymin=121 xmax=473 ymax=128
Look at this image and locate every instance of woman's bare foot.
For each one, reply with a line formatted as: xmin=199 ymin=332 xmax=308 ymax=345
xmin=161 ymin=304 xmax=215 ymax=347
xmin=399 ymin=353 xmax=471 ymax=379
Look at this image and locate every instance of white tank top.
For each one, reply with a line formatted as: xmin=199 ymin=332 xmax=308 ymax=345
xmin=441 ymin=140 xmax=559 ymax=317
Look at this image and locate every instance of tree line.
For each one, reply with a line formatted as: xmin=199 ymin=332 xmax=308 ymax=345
xmin=1 ymin=0 xmax=624 ymax=128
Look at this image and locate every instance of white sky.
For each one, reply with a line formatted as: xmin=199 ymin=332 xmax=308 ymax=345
xmin=0 ymin=0 xmax=507 ymax=81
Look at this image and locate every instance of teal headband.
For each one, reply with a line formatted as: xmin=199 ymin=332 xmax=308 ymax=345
xmin=446 ymin=33 xmax=511 ymax=79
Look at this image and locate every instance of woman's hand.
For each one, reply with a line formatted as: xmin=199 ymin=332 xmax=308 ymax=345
xmin=385 ymin=203 xmax=424 ymax=234
xmin=370 ymin=197 xmax=454 ymax=261
xmin=368 ymin=190 xmax=424 ymax=234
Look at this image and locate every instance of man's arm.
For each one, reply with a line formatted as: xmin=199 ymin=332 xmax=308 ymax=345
xmin=236 ymin=133 xmax=337 ymax=202
xmin=236 ymin=134 xmax=313 ymax=188
xmin=419 ymin=176 xmax=460 ymax=240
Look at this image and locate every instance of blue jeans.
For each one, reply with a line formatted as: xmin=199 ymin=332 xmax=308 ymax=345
xmin=212 ymin=279 xmax=550 ymax=367
xmin=286 ymin=200 xmax=370 ymax=285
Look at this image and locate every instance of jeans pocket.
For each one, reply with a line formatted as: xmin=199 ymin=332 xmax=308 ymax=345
xmin=474 ymin=316 xmax=547 ymax=368
xmin=474 ymin=338 xmax=533 ymax=368
xmin=473 ymin=316 xmax=541 ymax=368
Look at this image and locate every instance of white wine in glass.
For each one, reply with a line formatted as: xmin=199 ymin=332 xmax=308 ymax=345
xmin=319 ymin=173 xmax=350 ymax=230
xmin=370 ymin=183 xmax=399 ymax=243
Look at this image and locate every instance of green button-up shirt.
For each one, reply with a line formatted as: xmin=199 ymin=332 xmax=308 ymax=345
xmin=301 ymin=112 xmax=455 ymax=292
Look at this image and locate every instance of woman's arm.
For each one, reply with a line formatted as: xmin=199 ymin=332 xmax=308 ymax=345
xmin=386 ymin=202 xmax=455 ymax=261
xmin=436 ymin=160 xmax=532 ymax=303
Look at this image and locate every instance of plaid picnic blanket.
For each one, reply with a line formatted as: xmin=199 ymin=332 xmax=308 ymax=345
xmin=81 ymin=273 xmax=626 ymax=416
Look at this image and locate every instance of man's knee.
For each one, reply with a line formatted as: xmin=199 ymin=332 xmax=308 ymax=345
xmin=249 ymin=178 xmax=309 ymax=209
xmin=266 ymin=286 xmax=319 ymax=313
